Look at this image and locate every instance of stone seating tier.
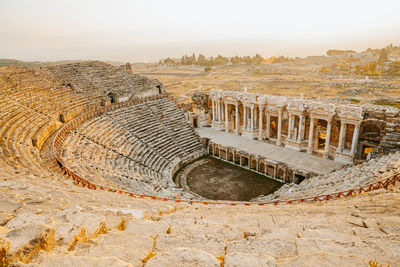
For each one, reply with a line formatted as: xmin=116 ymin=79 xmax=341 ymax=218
xmin=60 ymin=98 xmax=206 ymax=198
xmin=46 ymin=61 xmax=162 ymax=101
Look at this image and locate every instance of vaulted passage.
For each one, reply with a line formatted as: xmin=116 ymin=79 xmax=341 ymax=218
xmin=183 ymin=157 xmax=283 ymax=201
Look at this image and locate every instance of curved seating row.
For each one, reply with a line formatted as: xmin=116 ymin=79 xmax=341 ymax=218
xmin=0 ymin=66 xmax=91 ymax=175
xmin=255 ymin=151 xmax=400 ymax=202
xmin=59 ymin=98 xmax=206 ymax=198
xmin=46 ymin=61 xmax=162 ymax=101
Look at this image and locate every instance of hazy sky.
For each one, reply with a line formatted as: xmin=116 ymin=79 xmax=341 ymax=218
xmin=1 ymin=0 xmax=399 ymax=62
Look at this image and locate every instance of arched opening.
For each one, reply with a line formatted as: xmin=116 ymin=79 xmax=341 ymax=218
xmin=294 ymin=174 xmax=306 ymax=184
xmin=316 ymin=119 xmax=328 ymax=152
xmin=277 ymin=168 xmax=285 ymax=181
xmin=156 ymin=85 xmax=162 ymax=94
xmin=359 ymin=121 xmax=382 ymax=159
xmin=107 ymin=92 xmax=116 ymax=104
xmin=266 ymin=165 xmax=275 ymax=177
xmin=242 ymin=157 xmax=249 ymax=168
xmin=362 ymin=124 xmax=381 ymax=138
xmin=250 ymin=160 xmax=257 ymax=170
xmin=259 ymin=162 xmax=265 ymax=173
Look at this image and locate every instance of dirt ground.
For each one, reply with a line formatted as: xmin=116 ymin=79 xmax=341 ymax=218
xmin=186 ymin=157 xmax=282 ymax=201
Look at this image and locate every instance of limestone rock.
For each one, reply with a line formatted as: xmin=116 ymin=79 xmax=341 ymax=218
xmin=146 ymin=247 xmax=220 ymax=267
xmin=224 ymin=252 xmax=276 ymax=267
xmin=38 ymin=255 xmax=134 ymax=267
xmin=6 ymin=224 xmax=55 ymax=263
xmin=277 ymin=252 xmax=366 ymax=267
xmin=0 ymin=200 xmax=22 ymax=213
xmin=227 ymin=238 xmax=297 ymax=259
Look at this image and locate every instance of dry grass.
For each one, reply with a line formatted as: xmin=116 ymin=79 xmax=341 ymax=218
xmin=134 ymin=64 xmax=400 ymax=104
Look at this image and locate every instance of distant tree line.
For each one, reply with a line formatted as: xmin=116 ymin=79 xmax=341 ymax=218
xmin=159 ymin=53 xmax=293 ymax=67
xmin=326 ymin=49 xmax=356 ymax=56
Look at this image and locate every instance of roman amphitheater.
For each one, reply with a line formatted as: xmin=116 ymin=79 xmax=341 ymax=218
xmin=0 ymin=61 xmax=399 ymax=266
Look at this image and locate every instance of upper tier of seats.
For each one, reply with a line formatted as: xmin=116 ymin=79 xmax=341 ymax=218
xmin=46 ymin=61 xmax=163 ymax=101
xmin=0 ymin=66 xmax=91 ymax=174
xmin=60 ymin=97 xmax=205 ymax=198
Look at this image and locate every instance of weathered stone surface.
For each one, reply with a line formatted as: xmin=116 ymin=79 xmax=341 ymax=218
xmin=227 ymin=238 xmax=298 ymax=259
xmin=277 ymin=252 xmax=366 ymax=267
xmin=39 ymin=255 xmax=134 ymax=267
xmin=6 ymin=224 xmax=55 ymax=263
xmin=146 ymin=247 xmax=220 ymax=267
xmin=0 ymin=200 xmax=22 ymax=213
xmin=74 ymin=230 xmax=154 ymax=266
xmin=224 ymin=252 xmax=276 ymax=267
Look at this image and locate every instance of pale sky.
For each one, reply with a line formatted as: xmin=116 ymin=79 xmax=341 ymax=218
xmin=1 ymin=0 xmax=399 ymax=62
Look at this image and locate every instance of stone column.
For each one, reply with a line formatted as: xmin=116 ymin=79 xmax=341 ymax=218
xmin=323 ymin=118 xmax=332 ymax=158
xmin=307 ymin=117 xmax=314 ymax=154
xmin=211 ymin=100 xmax=215 ymax=121
xmin=258 ymin=105 xmax=264 ymax=141
xmin=277 ymin=110 xmax=282 ymax=146
xmin=216 ymin=101 xmax=220 ymax=121
xmin=336 ymin=121 xmax=346 ymax=153
xmin=250 ymin=106 xmax=254 ymax=130
xmin=297 ymin=115 xmax=303 ymax=142
xmin=224 ymin=102 xmax=229 ymax=132
xmin=220 ymin=101 xmax=224 ymax=121
xmin=235 ymin=104 xmax=239 ymax=135
xmin=288 ymin=114 xmax=292 ymax=140
xmin=350 ymin=123 xmax=360 ymax=156
xmin=266 ymin=113 xmax=271 ymax=139
xmin=243 ymin=105 xmax=247 ymax=130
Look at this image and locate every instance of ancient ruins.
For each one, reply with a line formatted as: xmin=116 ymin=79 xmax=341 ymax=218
xmin=202 ymin=89 xmax=399 ymax=162
xmin=0 ymin=61 xmax=399 ymax=266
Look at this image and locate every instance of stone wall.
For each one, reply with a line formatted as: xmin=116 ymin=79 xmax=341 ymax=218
xmin=201 ymin=89 xmax=400 ymax=163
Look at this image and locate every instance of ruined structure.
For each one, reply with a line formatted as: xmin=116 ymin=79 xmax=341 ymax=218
xmin=0 ymin=62 xmax=399 ymax=266
xmin=46 ymin=61 xmax=164 ymax=105
xmin=200 ymin=89 xmax=400 ymax=163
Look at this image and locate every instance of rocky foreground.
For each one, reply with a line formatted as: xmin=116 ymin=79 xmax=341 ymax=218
xmin=1 ymin=162 xmax=400 ymax=267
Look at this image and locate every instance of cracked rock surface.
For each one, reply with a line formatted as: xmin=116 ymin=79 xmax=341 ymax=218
xmin=0 ymin=162 xmax=400 ymax=266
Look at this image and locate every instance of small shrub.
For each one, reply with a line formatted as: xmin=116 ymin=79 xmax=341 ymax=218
xmin=204 ymin=67 xmax=212 ymax=72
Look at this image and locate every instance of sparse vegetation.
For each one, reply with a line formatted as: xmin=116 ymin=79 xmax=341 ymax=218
xmin=368 ymin=259 xmax=391 ymax=267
